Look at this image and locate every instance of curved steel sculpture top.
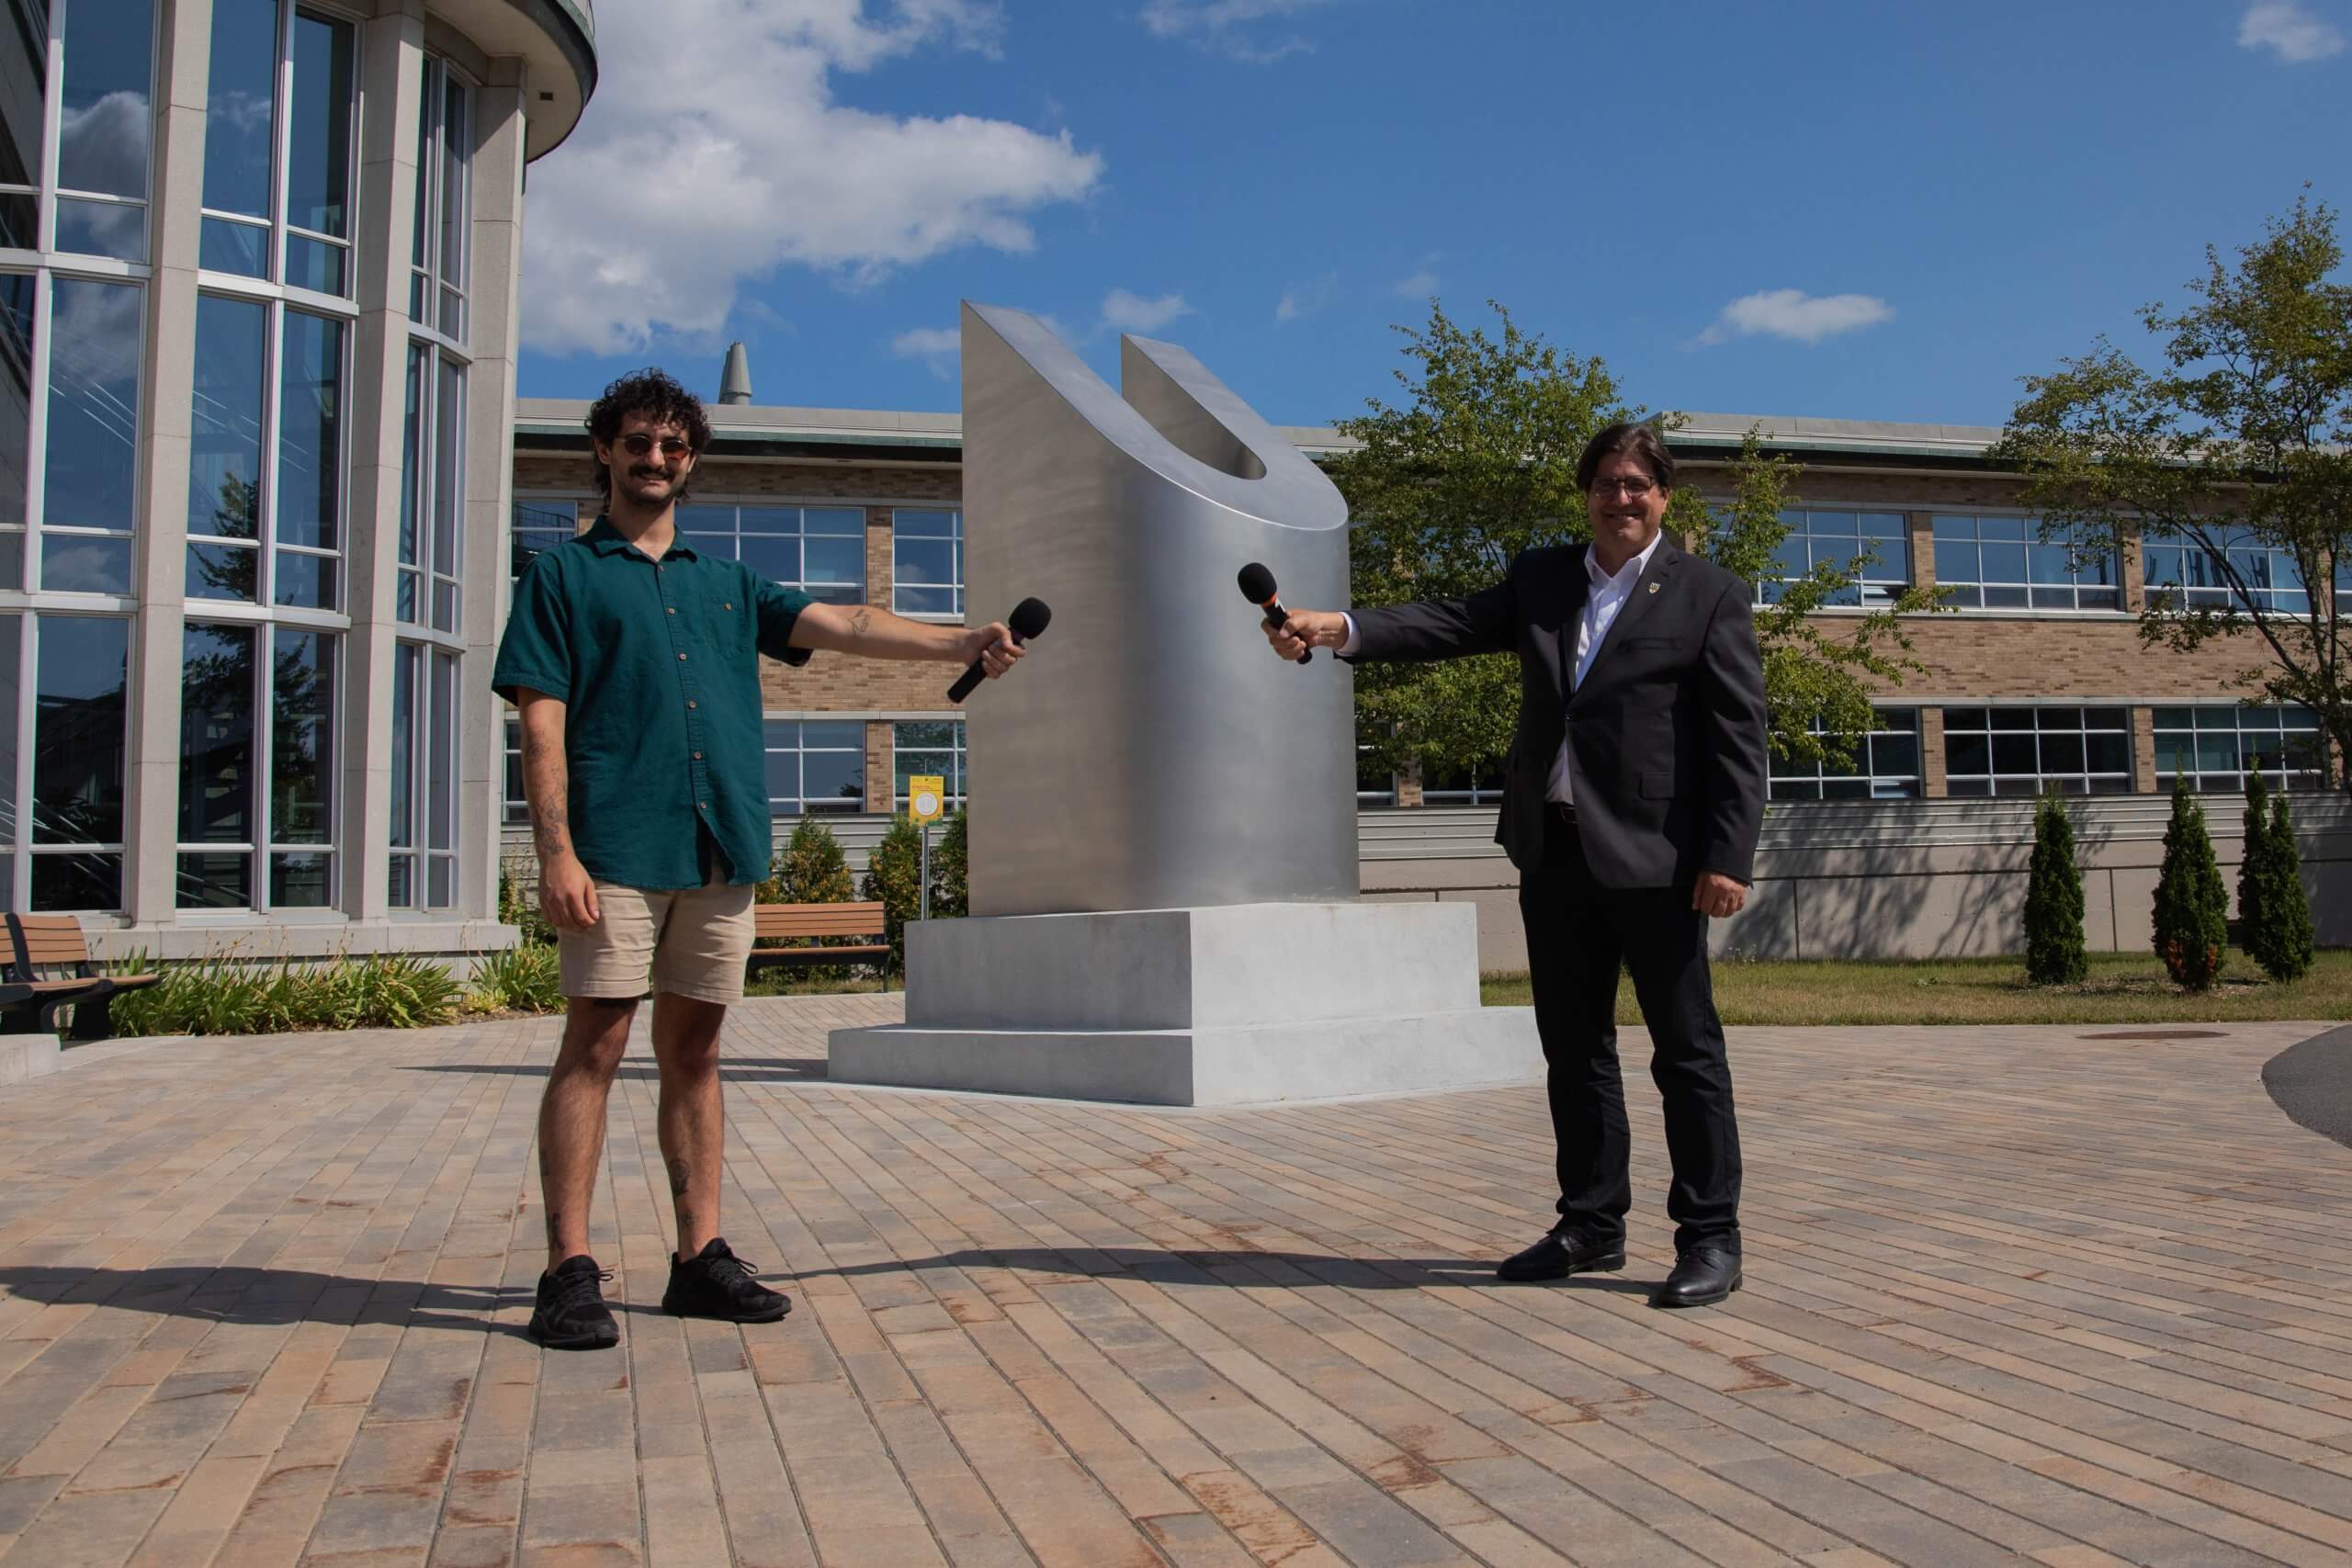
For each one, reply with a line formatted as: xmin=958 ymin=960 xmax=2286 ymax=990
xmin=960 ymin=301 xmax=1359 ymax=917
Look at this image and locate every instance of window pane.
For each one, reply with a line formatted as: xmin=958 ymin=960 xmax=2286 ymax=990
xmin=34 ymin=615 xmax=129 ymax=847
xmin=187 ymin=540 xmax=258 ymax=602
xmin=0 ymin=275 xmax=31 ymax=547
xmin=271 ymin=629 xmax=332 ymax=843
xmin=896 ymin=509 xmax=956 ymax=538
xmin=44 ymin=533 xmax=130 ymax=593
xmin=438 ymin=73 xmax=465 ymax=288
xmin=2086 ymin=734 xmax=2132 ymax=774
xmin=1981 ymin=541 xmax=2026 ymax=582
xmin=411 ymin=59 xmax=432 ymax=273
xmin=287 ymin=12 xmax=353 ymax=238
xmin=805 ymin=506 xmax=863 ymax=536
xmin=202 ymin=0 xmax=277 ymax=219
xmin=59 ymin=0 xmax=153 ymax=198
xmin=43 ymin=278 xmax=141 ymax=532
xmin=0 ymin=4 xmax=44 ymax=193
xmin=32 ymin=852 xmax=118 ymax=910
xmin=179 ymin=622 xmax=254 ymax=845
xmin=739 ymin=534 xmax=796 ymax=583
xmin=283 ymin=233 xmax=344 ymax=296
xmin=274 ymin=548 xmax=334 ymax=611
xmin=54 ymin=197 xmax=144 ymax=263
xmin=389 ymin=645 xmax=414 ymax=848
xmin=277 ymin=310 xmax=342 ymax=552
xmin=896 ymin=537 xmax=954 ymax=587
xmin=803 ymin=536 xmax=862 ymax=589
xmin=198 ymin=215 xmax=269 ymax=277
xmin=801 ymin=750 xmax=862 ymax=808
xmin=431 ymin=358 xmax=461 ymax=576
xmin=427 ymin=649 xmax=455 ymax=854
xmin=1933 ymin=539 xmax=1977 ymax=586
xmin=398 ymin=344 xmax=424 ymax=576
xmin=189 ymin=293 xmax=266 ymax=541
xmin=803 ymin=720 xmax=863 ymax=750
xmin=270 ymin=852 xmax=330 ymax=908
xmin=175 ymin=852 xmax=248 ymax=908
xmin=0 ymin=615 xmax=16 ymax=844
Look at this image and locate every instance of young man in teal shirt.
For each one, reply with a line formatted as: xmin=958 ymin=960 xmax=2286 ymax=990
xmin=493 ymin=370 xmax=1023 ymax=1349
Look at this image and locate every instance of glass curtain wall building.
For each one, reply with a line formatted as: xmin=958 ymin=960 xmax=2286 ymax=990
xmin=1 ymin=0 xmax=593 ymax=957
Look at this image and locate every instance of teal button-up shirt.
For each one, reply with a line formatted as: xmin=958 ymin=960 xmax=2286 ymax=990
xmin=492 ymin=516 xmax=815 ymax=891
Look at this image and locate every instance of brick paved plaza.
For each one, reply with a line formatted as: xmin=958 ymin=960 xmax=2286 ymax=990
xmin=1 ymin=998 xmax=2349 ymax=1566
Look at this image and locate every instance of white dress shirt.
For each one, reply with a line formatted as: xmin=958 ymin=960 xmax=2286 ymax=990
xmin=1335 ymin=533 xmax=1663 ymax=807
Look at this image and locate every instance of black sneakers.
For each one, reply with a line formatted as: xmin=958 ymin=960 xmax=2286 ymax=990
xmin=530 ymin=1255 xmax=620 ymax=1349
xmin=663 ymin=1237 xmax=793 ymax=1323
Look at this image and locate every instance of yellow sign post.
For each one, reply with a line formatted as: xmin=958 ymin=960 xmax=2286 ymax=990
xmin=910 ymin=776 xmax=946 ymax=920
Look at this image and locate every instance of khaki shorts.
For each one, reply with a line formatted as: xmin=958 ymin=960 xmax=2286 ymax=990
xmin=558 ymin=879 xmax=756 ymax=1005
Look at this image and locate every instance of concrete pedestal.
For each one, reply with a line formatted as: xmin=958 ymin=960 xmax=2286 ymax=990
xmin=828 ymin=902 xmax=1541 ymax=1106
xmin=0 ymin=1034 xmax=62 ymax=1087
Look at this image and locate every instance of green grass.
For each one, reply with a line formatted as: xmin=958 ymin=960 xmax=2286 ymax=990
xmin=1477 ymin=948 xmax=2352 ymax=1026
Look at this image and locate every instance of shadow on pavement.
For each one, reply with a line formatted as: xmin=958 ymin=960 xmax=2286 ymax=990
xmin=400 ymin=1061 xmax=830 ymax=1082
xmin=0 ymin=1264 xmax=536 ymax=1336
xmin=800 ymin=1246 xmax=1657 ymax=1294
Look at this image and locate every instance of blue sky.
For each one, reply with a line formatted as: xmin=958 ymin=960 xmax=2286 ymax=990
xmin=515 ymin=0 xmax=2352 ymax=430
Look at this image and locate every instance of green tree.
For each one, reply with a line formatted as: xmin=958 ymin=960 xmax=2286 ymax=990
xmin=2023 ymin=793 xmax=2087 ymax=986
xmin=930 ymin=808 xmax=968 ymax=920
xmin=2236 ymin=771 xmax=2271 ymax=952
xmin=860 ymin=815 xmax=924 ymax=970
xmin=2152 ymin=778 xmax=2230 ymax=990
xmin=771 ymin=817 xmax=854 ymax=905
xmin=2248 ymin=791 xmax=2317 ymax=982
xmin=1330 ymin=300 xmax=1940 ymax=783
xmin=1990 ymin=195 xmax=2352 ymax=790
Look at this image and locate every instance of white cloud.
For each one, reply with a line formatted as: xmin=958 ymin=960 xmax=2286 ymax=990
xmin=1694 ymin=288 xmax=1895 ymax=347
xmin=1138 ymin=0 xmax=1340 ymax=62
xmin=1275 ymin=271 xmax=1339 ymax=322
xmin=891 ymin=325 xmax=961 ymax=379
xmin=522 ymin=1 xmax=1105 ymax=356
xmin=1393 ymin=268 xmax=1440 ymax=299
xmin=1100 ymin=288 xmax=1193 ymax=334
xmin=2239 ymin=0 xmax=2346 ymax=61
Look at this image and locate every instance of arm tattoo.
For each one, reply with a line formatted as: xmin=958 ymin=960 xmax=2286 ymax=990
xmin=846 ymin=606 xmax=874 ymax=640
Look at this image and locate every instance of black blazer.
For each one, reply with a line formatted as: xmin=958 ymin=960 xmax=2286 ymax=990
xmin=1351 ymin=540 xmax=1770 ymax=889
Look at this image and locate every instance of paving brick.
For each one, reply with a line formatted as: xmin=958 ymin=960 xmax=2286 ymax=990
xmin=3 ymin=1005 xmax=2348 ymax=1565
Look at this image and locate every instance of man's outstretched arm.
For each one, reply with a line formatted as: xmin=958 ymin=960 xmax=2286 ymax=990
xmin=788 ymin=601 xmax=1025 ymax=678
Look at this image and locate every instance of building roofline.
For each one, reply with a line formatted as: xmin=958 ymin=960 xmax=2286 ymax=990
xmin=511 ymin=400 xmax=2010 ymax=468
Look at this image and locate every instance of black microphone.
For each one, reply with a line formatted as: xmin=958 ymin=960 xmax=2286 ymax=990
xmin=948 ymin=597 xmax=1050 ymax=703
xmin=1238 ymin=562 xmax=1312 ymax=664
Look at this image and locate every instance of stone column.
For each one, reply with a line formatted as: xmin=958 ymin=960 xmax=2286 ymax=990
xmin=459 ymin=62 xmax=528 ymax=925
xmin=340 ymin=1 xmax=425 ymax=921
xmin=122 ymin=0 xmax=215 ymax=927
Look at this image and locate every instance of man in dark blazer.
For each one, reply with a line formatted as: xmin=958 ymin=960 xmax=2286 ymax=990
xmin=1265 ymin=422 xmax=1769 ymax=1307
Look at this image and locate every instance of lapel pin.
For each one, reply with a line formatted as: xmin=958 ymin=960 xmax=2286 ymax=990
xmin=1647 ymin=581 xmax=1661 ymax=594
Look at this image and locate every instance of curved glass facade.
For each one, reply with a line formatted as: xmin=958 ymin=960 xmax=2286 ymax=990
xmin=0 ymin=0 xmax=588 ymax=952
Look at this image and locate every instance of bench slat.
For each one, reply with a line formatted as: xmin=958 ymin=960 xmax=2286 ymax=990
xmin=14 ymin=917 xmax=94 ymax=964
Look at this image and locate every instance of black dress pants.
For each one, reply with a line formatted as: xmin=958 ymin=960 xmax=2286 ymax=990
xmin=1516 ymin=815 xmax=1743 ymax=1252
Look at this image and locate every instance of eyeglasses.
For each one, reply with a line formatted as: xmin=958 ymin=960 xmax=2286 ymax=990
xmin=1590 ymin=476 xmax=1658 ymax=499
xmin=617 ymin=433 xmax=694 ymax=461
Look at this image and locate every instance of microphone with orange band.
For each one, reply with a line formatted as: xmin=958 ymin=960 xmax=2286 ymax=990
xmin=1238 ymin=562 xmax=1313 ymax=664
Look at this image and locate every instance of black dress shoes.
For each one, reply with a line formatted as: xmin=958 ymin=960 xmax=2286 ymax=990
xmin=1495 ymin=1225 xmax=1626 ymax=1282
xmin=1652 ymin=1244 xmax=1743 ymax=1308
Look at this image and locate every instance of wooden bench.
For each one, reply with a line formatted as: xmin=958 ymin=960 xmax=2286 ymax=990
xmin=746 ymin=902 xmax=893 ymax=990
xmin=2 ymin=915 xmax=160 ymax=1040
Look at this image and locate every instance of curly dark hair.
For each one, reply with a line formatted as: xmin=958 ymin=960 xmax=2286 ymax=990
xmin=584 ymin=368 xmax=712 ymax=501
xmin=1575 ymin=421 xmax=1676 ymax=493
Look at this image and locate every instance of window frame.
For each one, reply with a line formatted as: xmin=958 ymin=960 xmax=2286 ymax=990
xmin=510 ymin=492 xmax=582 ymax=582
xmin=1751 ymin=508 xmax=1912 ymax=609
xmin=676 ymin=501 xmax=866 ymax=604
xmin=396 ymin=339 xmax=465 ymax=638
xmin=1940 ymin=705 xmax=2136 ymax=796
xmin=762 ymin=716 xmax=865 ymax=817
xmin=2152 ymin=704 xmax=2327 ymax=794
xmin=0 ymin=0 xmax=164 ymax=266
xmin=890 ymin=507 xmax=962 ymax=620
xmin=409 ymin=52 xmax=471 ymax=351
xmin=6 ymin=609 xmax=136 ymax=912
xmin=173 ymin=618 xmax=342 ymax=915
xmin=387 ymin=639 xmax=459 ymax=910
xmin=1930 ymin=513 xmax=2123 ymax=614
xmin=196 ymin=1 xmax=363 ymax=301
xmin=1768 ymin=708 xmax=1923 ymax=801
xmin=891 ymin=718 xmax=965 ymax=809
xmin=2141 ymin=525 xmax=2318 ymax=617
